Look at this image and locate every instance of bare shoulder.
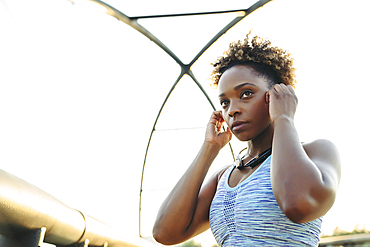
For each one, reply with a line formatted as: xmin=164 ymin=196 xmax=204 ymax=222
xmin=200 ymin=164 xmax=231 ymax=196
xmin=203 ymin=164 xmax=231 ymax=191
xmin=303 ymin=139 xmax=341 ymax=185
xmin=303 ymin=139 xmax=340 ymax=162
xmin=216 ymin=165 xmax=232 ymax=182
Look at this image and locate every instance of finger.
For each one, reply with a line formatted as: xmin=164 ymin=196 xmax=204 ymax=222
xmin=210 ymin=111 xmax=225 ymax=131
xmin=268 ymin=85 xmax=279 ymax=97
xmin=287 ymin=84 xmax=295 ymax=94
xmin=279 ymin=83 xmax=289 ymax=92
xmin=273 ymin=83 xmax=283 ymax=93
xmin=208 ymin=113 xmax=219 ymax=127
xmin=279 ymin=84 xmax=296 ymax=97
xmin=212 ymin=111 xmax=224 ymax=120
xmin=219 ymin=126 xmax=233 ymax=141
xmin=210 ymin=111 xmax=221 ymax=122
xmin=217 ymin=118 xmax=224 ymax=128
xmin=226 ymin=126 xmax=232 ymax=136
xmin=218 ymin=112 xmax=226 ymax=124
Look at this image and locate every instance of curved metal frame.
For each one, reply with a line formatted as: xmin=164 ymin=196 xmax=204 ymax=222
xmin=73 ymin=0 xmax=272 ymax=237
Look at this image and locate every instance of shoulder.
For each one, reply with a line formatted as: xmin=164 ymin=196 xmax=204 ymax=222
xmin=216 ymin=165 xmax=232 ymax=182
xmin=303 ymin=138 xmax=337 ymax=149
xmin=302 ymin=139 xmax=340 ymax=163
xmin=204 ymin=165 xmax=232 ymax=188
xmin=201 ymin=165 xmax=231 ymax=195
xmin=303 ymin=139 xmax=341 ymax=186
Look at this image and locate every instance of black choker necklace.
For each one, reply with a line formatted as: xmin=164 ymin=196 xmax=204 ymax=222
xmin=236 ymin=147 xmax=272 ymax=170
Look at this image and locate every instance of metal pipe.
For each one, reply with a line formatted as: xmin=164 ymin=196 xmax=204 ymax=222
xmin=0 ymin=169 xmax=143 ymax=247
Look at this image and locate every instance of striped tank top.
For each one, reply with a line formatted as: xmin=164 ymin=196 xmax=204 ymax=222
xmin=209 ymin=156 xmax=322 ymax=246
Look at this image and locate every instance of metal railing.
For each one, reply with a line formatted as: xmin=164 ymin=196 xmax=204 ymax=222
xmin=0 ymin=168 xmax=143 ymax=247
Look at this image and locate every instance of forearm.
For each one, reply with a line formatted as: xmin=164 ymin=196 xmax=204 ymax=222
xmin=271 ymin=116 xmax=325 ymax=222
xmin=153 ymin=142 xmax=220 ymax=239
xmin=272 ymin=116 xmax=315 ymax=171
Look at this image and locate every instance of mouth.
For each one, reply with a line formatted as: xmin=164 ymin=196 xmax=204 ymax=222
xmin=231 ymin=121 xmax=249 ymax=131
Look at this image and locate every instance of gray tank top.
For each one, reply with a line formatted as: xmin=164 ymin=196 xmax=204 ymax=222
xmin=209 ymin=156 xmax=322 ymax=246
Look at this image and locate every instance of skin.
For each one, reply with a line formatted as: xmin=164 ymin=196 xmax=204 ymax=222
xmin=152 ymin=65 xmax=341 ymax=245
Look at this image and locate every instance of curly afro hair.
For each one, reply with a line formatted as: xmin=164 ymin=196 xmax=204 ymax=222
xmin=211 ymin=33 xmax=296 ymax=88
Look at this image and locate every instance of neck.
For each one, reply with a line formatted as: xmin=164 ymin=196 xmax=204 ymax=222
xmin=247 ymin=122 xmax=274 ymax=157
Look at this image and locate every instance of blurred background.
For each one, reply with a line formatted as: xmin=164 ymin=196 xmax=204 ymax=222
xmin=1 ymin=0 xmax=370 ymax=246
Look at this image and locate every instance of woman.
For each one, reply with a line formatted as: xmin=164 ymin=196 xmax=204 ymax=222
xmin=152 ymin=34 xmax=341 ymax=246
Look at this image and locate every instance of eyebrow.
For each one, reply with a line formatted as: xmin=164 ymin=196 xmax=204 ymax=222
xmin=218 ymin=82 xmax=257 ymax=98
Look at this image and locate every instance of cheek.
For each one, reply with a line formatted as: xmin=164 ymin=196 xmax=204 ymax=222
xmin=222 ymin=111 xmax=232 ymax=127
xmin=251 ymin=99 xmax=270 ymax=121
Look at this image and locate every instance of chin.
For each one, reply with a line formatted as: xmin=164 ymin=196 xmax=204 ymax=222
xmin=235 ymin=123 xmax=272 ymax=142
xmin=236 ymin=137 xmax=252 ymax=142
xmin=232 ymin=132 xmax=252 ymax=142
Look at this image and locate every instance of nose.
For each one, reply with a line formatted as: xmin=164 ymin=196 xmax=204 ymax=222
xmin=228 ymin=101 xmax=241 ymax=118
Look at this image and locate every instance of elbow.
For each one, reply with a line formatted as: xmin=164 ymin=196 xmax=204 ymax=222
xmin=281 ymin=191 xmax=337 ymax=224
xmin=152 ymin=213 xmax=192 ymax=245
xmin=152 ymin=214 xmax=173 ymax=245
xmin=282 ymin=204 xmax=310 ymax=224
xmin=152 ymin=225 xmax=170 ymax=245
xmin=280 ymin=196 xmax=319 ymax=224
xmin=152 ymin=224 xmax=181 ymax=246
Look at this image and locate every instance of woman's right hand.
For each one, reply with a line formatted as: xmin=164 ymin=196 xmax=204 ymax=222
xmin=204 ymin=111 xmax=232 ymax=150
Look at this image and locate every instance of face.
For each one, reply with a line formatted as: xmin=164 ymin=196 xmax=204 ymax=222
xmin=218 ymin=65 xmax=271 ymax=142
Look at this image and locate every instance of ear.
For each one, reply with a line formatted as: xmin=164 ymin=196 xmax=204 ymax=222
xmin=265 ymin=91 xmax=270 ymax=105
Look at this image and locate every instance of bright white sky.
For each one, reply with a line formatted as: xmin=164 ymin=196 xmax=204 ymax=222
xmin=1 ymin=0 xmax=370 ymax=246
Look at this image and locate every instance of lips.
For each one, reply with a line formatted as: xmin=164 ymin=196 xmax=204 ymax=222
xmin=231 ymin=121 xmax=249 ymax=131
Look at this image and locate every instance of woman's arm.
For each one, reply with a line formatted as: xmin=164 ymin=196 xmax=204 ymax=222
xmin=268 ymin=84 xmax=341 ymax=223
xmin=152 ymin=111 xmax=232 ymax=245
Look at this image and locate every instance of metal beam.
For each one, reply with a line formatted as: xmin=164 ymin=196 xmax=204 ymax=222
xmin=129 ymin=9 xmax=258 ymax=20
xmin=319 ymin=233 xmax=370 ymax=246
xmin=70 ymin=0 xmax=184 ymax=66
xmin=0 ymin=169 xmax=142 ymax=247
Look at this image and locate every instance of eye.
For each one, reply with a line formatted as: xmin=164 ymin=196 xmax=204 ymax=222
xmin=240 ymin=90 xmax=253 ymax=99
xmin=220 ymin=99 xmax=229 ymax=108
